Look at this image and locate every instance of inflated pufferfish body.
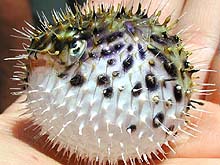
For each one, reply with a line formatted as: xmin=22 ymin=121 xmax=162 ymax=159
xmin=16 ymin=3 xmax=200 ymax=164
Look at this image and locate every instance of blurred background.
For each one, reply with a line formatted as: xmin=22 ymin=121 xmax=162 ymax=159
xmin=0 ymin=0 xmax=86 ymax=113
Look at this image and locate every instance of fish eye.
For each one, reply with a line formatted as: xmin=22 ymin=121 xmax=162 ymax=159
xmin=69 ymin=40 xmax=87 ymax=59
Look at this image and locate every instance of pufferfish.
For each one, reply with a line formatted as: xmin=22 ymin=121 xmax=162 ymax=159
xmin=9 ymin=2 xmax=206 ymax=165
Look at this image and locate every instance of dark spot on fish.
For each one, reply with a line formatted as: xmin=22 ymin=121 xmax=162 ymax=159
xmin=101 ymin=48 xmax=113 ymax=57
xmin=103 ymin=87 xmax=113 ymax=98
xmin=163 ymin=62 xmax=178 ymax=77
xmin=183 ymin=60 xmax=190 ymax=69
xmin=147 ymin=46 xmax=177 ymax=78
xmin=174 ymin=84 xmax=182 ymax=102
xmin=122 ymin=55 xmax=133 ymax=71
xmin=150 ymin=34 xmax=168 ymax=45
xmin=127 ymin=44 xmax=133 ymax=52
xmin=97 ymin=74 xmax=110 ymax=86
xmin=88 ymin=52 xmax=97 ymax=58
xmin=131 ymin=82 xmax=142 ymax=97
xmin=107 ymin=58 xmax=116 ymax=66
xmin=147 ymin=45 xmax=168 ymax=62
xmin=70 ymin=74 xmax=85 ymax=87
xmin=162 ymin=32 xmax=180 ymax=44
xmin=165 ymin=98 xmax=173 ymax=108
xmin=106 ymin=32 xmax=123 ymax=43
xmin=114 ymin=43 xmax=124 ymax=51
xmin=152 ymin=95 xmax=160 ymax=104
xmin=161 ymin=32 xmax=180 ymax=44
xmin=126 ymin=124 xmax=137 ymax=133
xmin=138 ymin=43 xmax=146 ymax=59
xmin=169 ymin=35 xmax=179 ymax=44
xmin=145 ymin=73 xmax=158 ymax=91
xmin=153 ymin=112 xmax=165 ymax=128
